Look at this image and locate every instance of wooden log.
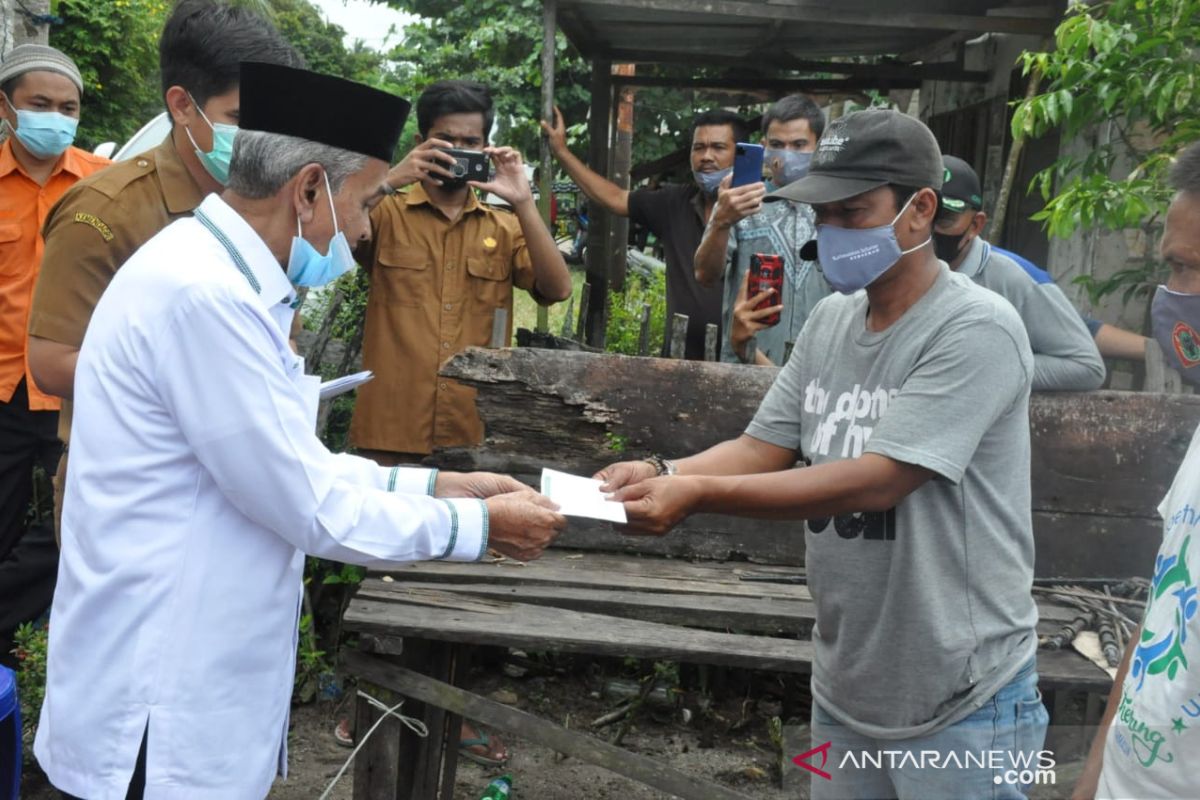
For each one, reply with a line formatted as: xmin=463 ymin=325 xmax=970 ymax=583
xmin=560 ymin=293 xmax=575 ymax=338
xmin=669 ymin=313 xmax=689 ymax=359
xmin=576 ymin=281 xmax=591 ymax=342
xmin=343 ymin=651 xmax=759 ymax=800
xmin=353 ymin=679 xmax=405 ymax=800
xmin=489 ymin=308 xmax=508 ymax=349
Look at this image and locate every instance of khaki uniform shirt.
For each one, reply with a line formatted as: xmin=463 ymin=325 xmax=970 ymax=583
xmin=29 ymin=136 xmax=206 ymax=441
xmin=349 ymin=184 xmax=535 ymax=455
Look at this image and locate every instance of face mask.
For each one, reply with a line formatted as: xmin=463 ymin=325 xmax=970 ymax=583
xmin=287 ymin=171 xmax=356 ymax=288
xmin=933 ymin=229 xmax=970 ymax=264
xmin=1151 ymin=285 xmax=1200 ymax=386
xmin=183 ymin=94 xmax=237 ymax=185
xmin=693 ymin=166 xmax=732 ymax=196
xmin=765 ymin=149 xmax=812 ymax=187
xmin=815 ymin=192 xmax=930 ymax=294
xmin=6 ymin=108 xmax=78 ymax=160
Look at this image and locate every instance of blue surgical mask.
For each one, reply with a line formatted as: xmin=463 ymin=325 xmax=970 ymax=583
xmin=815 ymin=192 xmax=929 ymax=294
xmin=6 ymin=108 xmax=78 ymax=160
xmin=693 ymin=167 xmax=732 ymax=196
xmin=183 ymin=94 xmax=237 ymax=185
xmin=287 ymin=170 xmax=356 ymax=288
xmin=1151 ymin=285 xmax=1200 ymax=386
xmin=765 ymin=149 xmax=812 ymax=187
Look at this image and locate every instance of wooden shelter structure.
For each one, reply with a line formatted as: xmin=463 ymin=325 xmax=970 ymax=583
xmin=536 ymin=0 xmax=1064 ymax=345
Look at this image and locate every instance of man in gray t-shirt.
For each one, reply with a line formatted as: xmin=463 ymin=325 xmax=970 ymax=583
xmin=934 ymin=155 xmax=1106 ymax=391
xmin=598 ymin=109 xmax=1048 ymax=799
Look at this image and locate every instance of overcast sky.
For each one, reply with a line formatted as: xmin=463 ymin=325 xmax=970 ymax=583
xmin=309 ymin=0 xmax=417 ymax=51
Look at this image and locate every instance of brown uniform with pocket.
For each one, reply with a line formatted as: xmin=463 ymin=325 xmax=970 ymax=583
xmin=349 ymin=183 xmax=535 ymax=456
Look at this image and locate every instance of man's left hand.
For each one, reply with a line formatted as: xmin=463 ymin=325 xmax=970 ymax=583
xmin=610 ymin=475 xmax=701 ymax=536
xmin=435 ymin=471 xmax=529 ymax=499
xmin=470 ymin=147 xmax=533 ymax=206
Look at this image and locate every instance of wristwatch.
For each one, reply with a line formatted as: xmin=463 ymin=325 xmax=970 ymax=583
xmin=644 ymin=454 xmax=677 ymax=476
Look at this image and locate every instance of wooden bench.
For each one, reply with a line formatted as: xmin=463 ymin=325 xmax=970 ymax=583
xmin=344 ymin=348 xmax=1200 ymax=799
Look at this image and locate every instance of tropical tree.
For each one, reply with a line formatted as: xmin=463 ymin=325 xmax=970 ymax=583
xmin=1013 ymin=0 xmax=1200 ymax=301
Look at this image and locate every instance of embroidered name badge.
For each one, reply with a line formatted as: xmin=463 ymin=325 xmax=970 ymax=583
xmin=483 ymin=236 xmax=497 ymax=250
xmin=74 ymin=212 xmax=114 ymax=242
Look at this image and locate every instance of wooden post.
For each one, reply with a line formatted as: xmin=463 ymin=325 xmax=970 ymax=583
xmin=537 ymin=0 xmax=557 ymax=336
xmin=637 ymin=303 xmax=652 ymax=356
xmin=704 ymin=323 xmax=719 ymax=362
xmin=560 ymin=294 xmax=575 ymax=338
xmin=608 ymin=64 xmax=636 ymax=295
xmin=1144 ymin=337 xmax=1186 ymax=394
xmin=490 ymin=308 xmax=509 ymax=349
xmin=743 ymin=337 xmax=757 ymax=365
xmin=669 ymin=313 xmax=689 ymax=359
xmin=576 ymin=282 xmax=591 ymax=342
xmin=584 ymin=59 xmax=613 ymax=348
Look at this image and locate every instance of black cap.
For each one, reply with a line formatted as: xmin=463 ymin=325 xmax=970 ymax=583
xmin=941 ymin=155 xmax=984 ymax=212
xmin=238 ymin=61 xmax=410 ymax=162
xmin=768 ymin=108 xmax=943 ymax=204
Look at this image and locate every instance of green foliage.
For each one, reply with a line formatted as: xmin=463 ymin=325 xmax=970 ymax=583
xmin=13 ymin=622 xmax=48 ymax=758
xmin=604 ymin=268 xmax=667 ymax=356
xmin=604 ymin=431 xmax=628 ymax=455
xmin=51 ymin=0 xmax=169 ymax=150
xmin=1013 ymin=0 xmax=1200 ymax=300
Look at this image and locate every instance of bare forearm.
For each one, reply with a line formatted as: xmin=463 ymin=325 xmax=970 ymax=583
xmin=686 ymin=454 xmax=929 ymax=520
xmin=694 ymin=223 xmax=731 ymax=287
xmin=1095 ymin=324 xmax=1149 ymax=361
xmin=28 ymin=337 xmax=79 ymax=399
xmin=552 ymin=144 xmax=629 ymax=217
xmin=673 ymin=434 xmax=796 ymax=478
xmin=1074 ymin=624 xmax=1137 ymax=799
xmin=513 ymin=198 xmax=573 ymax=302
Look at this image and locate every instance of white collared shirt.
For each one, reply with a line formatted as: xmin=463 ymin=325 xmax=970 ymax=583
xmin=35 ymin=194 xmax=487 ymax=799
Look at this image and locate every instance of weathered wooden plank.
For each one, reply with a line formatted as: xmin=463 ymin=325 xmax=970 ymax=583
xmin=356 ymin=579 xmax=1075 ymax=637
xmin=344 ymin=651 xmax=758 ymax=800
xmin=1032 ymin=512 xmax=1163 ymax=580
xmin=357 ymin=581 xmax=813 ymax=633
xmin=345 ymin=594 xmax=813 ymax=673
xmin=345 ymin=593 xmax=1109 ymax=690
xmin=377 ymin=556 xmax=812 ymax=600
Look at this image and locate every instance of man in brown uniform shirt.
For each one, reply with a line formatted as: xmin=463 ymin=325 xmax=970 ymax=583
xmin=350 ymin=80 xmax=572 ymax=462
xmin=26 ymin=0 xmax=301 ymax=533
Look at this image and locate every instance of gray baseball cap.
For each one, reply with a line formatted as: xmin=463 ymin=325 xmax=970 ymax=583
xmin=768 ymin=108 xmax=944 ymax=204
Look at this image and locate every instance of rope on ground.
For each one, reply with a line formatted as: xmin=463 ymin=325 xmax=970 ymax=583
xmin=318 ymin=689 xmax=429 ymax=800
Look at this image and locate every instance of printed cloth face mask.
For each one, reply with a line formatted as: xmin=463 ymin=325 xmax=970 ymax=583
xmin=1151 ymin=284 xmax=1200 ymax=386
xmin=287 ymin=170 xmax=356 ymax=288
xmin=765 ymin=149 xmax=812 ymax=187
xmin=183 ymin=93 xmax=237 ymax=185
xmin=6 ymin=108 xmax=78 ymax=160
xmin=815 ymin=192 xmax=929 ymax=294
xmin=693 ymin=166 xmax=732 ymax=196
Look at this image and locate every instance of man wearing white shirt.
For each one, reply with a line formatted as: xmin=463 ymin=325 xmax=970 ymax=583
xmin=35 ymin=61 xmax=566 ymax=800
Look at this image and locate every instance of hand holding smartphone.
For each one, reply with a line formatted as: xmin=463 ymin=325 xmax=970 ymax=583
xmin=749 ymin=253 xmax=784 ymax=327
xmin=732 ymin=142 xmax=765 ymax=188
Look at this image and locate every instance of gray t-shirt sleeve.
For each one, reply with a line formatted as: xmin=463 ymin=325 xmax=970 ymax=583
xmin=744 ymin=311 xmax=811 ymax=452
xmin=865 ymin=311 xmax=1031 ymax=484
xmin=1023 ymin=282 xmax=1106 ymax=391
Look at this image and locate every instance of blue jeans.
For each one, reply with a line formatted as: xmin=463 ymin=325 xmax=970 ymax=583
xmin=809 ymin=659 xmax=1050 ymax=800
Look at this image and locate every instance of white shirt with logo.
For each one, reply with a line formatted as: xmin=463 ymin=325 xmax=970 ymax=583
xmin=1098 ymin=423 xmax=1200 ymax=799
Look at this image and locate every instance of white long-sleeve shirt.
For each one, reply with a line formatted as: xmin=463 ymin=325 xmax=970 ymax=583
xmin=35 ymin=194 xmax=488 ymax=799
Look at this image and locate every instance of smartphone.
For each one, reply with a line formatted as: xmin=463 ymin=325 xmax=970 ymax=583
xmin=749 ymin=253 xmax=784 ymax=327
xmin=441 ymin=148 xmax=490 ymax=184
xmin=732 ymin=142 xmax=765 ymax=188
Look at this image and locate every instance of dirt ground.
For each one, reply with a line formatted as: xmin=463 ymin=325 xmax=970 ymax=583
xmin=18 ymin=656 xmax=1089 ymax=799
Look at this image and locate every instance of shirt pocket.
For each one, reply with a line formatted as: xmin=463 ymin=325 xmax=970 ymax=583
xmin=375 ymin=249 xmax=429 ymax=307
xmin=466 ymin=254 xmax=512 ymax=309
xmin=0 ymin=224 xmax=24 ymax=276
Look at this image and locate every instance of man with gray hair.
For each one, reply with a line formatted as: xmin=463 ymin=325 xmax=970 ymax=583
xmin=35 ymin=62 xmax=566 ymax=799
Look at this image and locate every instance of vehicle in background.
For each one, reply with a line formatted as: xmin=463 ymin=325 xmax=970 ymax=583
xmin=92 ymin=112 xmax=170 ymax=161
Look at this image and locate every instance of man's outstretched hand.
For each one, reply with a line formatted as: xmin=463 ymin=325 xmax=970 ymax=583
xmin=485 ymin=490 xmax=567 ymax=561
xmin=436 ymin=471 xmax=529 ymax=499
xmin=609 ymin=476 xmax=701 ymax=537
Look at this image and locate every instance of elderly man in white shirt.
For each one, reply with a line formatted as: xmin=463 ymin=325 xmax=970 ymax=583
xmin=34 ymin=62 xmax=566 ymax=800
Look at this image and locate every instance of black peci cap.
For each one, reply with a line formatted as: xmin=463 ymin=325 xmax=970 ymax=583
xmin=238 ymin=61 xmax=410 ymax=162
xmin=768 ymin=108 xmax=943 ymax=204
xmin=941 ymin=155 xmax=984 ymax=212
